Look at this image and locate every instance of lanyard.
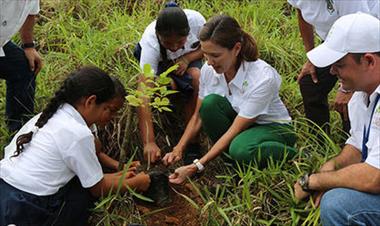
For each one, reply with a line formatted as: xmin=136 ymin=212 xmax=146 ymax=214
xmin=362 ymin=94 xmax=380 ymax=161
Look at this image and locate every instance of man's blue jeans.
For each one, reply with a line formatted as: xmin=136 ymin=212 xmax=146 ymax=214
xmin=0 ymin=41 xmax=36 ymax=133
xmin=320 ymin=188 xmax=380 ymax=226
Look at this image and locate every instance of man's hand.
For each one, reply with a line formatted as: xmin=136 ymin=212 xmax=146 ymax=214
xmin=162 ymin=146 xmax=183 ymax=166
xmin=297 ymin=60 xmax=318 ymax=84
xmin=143 ymin=142 xmax=161 ymax=163
xmin=24 ymin=48 xmax=42 ymax=75
xmin=174 ymin=56 xmax=189 ymax=76
xmin=294 ymin=181 xmax=311 ymax=201
xmin=334 ymin=91 xmax=353 ymax=122
xmin=169 ymin=164 xmax=197 ymax=184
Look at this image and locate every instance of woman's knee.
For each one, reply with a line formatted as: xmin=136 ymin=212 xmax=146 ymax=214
xmin=199 ymin=94 xmax=225 ymax=117
xmin=228 ymin=138 xmax=250 ymax=161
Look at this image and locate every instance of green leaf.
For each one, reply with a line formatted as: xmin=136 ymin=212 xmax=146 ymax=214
xmin=126 ymin=95 xmax=143 ymax=107
xmin=143 ymin=63 xmax=154 ymax=78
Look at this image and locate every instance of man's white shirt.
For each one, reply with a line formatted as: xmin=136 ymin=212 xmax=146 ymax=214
xmin=0 ymin=0 xmax=40 ymax=56
xmin=347 ymin=85 xmax=380 ymax=169
xmin=287 ymin=0 xmax=377 ymax=40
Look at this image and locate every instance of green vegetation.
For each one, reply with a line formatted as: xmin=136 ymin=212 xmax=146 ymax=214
xmin=0 ymin=0 xmax=348 ymax=225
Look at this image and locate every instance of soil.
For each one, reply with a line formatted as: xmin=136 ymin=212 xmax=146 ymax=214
xmin=136 ymin=183 xmax=203 ymax=226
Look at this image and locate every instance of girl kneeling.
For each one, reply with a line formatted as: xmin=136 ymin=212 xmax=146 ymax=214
xmin=0 ymin=66 xmax=150 ymax=225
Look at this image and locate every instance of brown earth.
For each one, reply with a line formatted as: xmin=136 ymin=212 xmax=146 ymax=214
xmin=136 ymin=183 xmax=203 ymax=226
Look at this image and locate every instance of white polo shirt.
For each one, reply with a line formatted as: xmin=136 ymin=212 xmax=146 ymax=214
xmin=0 ymin=0 xmax=40 ymax=57
xmin=138 ymin=9 xmax=205 ymax=74
xmin=199 ymin=60 xmax=292 ymax=124
xmin=0 ymin=103 xmax=103 ymax=196
xmin=287 ymin=0 xmax=375 ymax=40
xmin=346 ymin=85 xmax=380 ymax=169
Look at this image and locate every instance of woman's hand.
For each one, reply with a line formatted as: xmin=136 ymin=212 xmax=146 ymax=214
xmin=162 ymin=146 xmax=183 ymax=166
xmin=169 ymin=164 xmax=197 ymax=184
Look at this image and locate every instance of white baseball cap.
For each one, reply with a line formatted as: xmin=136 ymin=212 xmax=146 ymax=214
xmin=307 ymin=12 xmax=380 ymax=68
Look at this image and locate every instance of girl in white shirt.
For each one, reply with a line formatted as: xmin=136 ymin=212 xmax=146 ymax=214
xmin=134 ymin=2 xmax=206 ymax=164
xmin=0 ymin=66 xmax=150 ymax=225
xmin=163 ymin=15 xmax=297 ymax=184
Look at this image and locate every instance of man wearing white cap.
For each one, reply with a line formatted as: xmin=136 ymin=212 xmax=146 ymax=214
xmin=294 ymin=12 xmax=380 ymax=225
xmin=288 ymin=0 xmax=379 ymax=136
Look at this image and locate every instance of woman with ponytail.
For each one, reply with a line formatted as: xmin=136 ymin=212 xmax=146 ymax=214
xmin=163 ymin=15 xmax=298 ymax=184
xmin=134 ymin=1 xmax=206 ymax=164
xmin=0 ymin=66 xmax=150 ymax=225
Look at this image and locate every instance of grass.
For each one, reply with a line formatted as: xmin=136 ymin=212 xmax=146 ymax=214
xmin=0 ymin=0 xmax=348 ymax=225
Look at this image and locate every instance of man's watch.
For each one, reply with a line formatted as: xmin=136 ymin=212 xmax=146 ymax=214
xmin=193 ymin=159 xmax=205 ymax=173
xmin=299 ymin=174 xmax=313 ymax=192
xmin=21 ymin=41 xmax=36 ymax=49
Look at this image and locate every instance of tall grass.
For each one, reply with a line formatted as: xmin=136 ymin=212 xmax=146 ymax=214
xmin=0 ymin=0 xmax=347 ymax=225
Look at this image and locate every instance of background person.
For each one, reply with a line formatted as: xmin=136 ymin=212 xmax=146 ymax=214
xmin=288 ymin=0 xmax=378 ymax=135
xmin=293 ymin=13 xmax=380 ymax=225
xmin=0 ymin=0 xmax=43 ymax=133
xmin=163 ymin=15 xmax=297 ymax=184
xmin=134 ymin=1 xmax=206 ymax=164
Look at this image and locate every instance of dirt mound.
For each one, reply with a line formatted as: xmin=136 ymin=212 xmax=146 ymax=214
xmin=136 ymin=183 xmax=202 ymax=226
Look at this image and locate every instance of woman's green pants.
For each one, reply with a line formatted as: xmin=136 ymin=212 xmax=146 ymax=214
xmin=199 ymin=94 xmax=297 ymax=165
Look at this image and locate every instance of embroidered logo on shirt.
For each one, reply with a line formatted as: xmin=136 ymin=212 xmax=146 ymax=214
xmin=376 ymin=105 xmax=380 ymax=114
xmin=242 ymin=80 xmax=248 ymax=93
xmin=325 ymin=0 xmax=335 ymax=14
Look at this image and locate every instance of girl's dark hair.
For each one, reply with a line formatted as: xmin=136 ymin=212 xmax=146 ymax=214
xmin=13 ymin=66 xmax=115 ymax=157
xmin=199 ymin=15 xmax=259 ymax=70
xmin=111 ymin=76 xmax=127 ymax=98
xmin=155 ymin=2 xmax=189 ymax=37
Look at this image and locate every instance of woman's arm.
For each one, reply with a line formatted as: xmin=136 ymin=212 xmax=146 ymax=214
xmin=169 ymin=115 xmax=256 ymax=184
xmin=162 ymin=98 xmax=203 ymax=165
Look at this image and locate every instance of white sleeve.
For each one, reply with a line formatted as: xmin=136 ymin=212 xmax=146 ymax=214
xmin=287 ymin=0 xmax=299 ymax=8
xmin=364 ymin=128 xmax=380 ymax=169
xmin=30 ymin=0 xmax=40 ymax=15
xmin=139 ymin=41 xmax=161 ymax=75
xmin=193 ymin=12 xmax=206 ymax=38
xmin=345 ymin=128 xmax=363 ymax=151
xmin=335 ymin=0 xmax=371 ymax=16
xmin=238 ymin=68 xmax=278 ymax=119
xmin=198 ymin=64 xmax=210 ymax=100
xmin=345 ymin=93 xmax=364 ymax=150
xmin=61 ymin=136 xmax=103 ymax=188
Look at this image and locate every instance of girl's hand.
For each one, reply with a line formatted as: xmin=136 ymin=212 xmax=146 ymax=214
xmin=174 ymin=56 xmax=189 ymax=76
xmin=143 ymin=142 xmax=162 ymax=163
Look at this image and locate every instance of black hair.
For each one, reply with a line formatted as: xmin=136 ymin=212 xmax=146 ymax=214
xmin=13 ymin=66 xmax=115 ymax=157
xmin=155 ymin=2 xmax=189 ymax=37
xmin=199 ymin=15 xmax=259 ymax=70
xmin=351 ymin=52 xmax=380 ymax=64
xmin=111 ymin=76 xmax=127 ymax=98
